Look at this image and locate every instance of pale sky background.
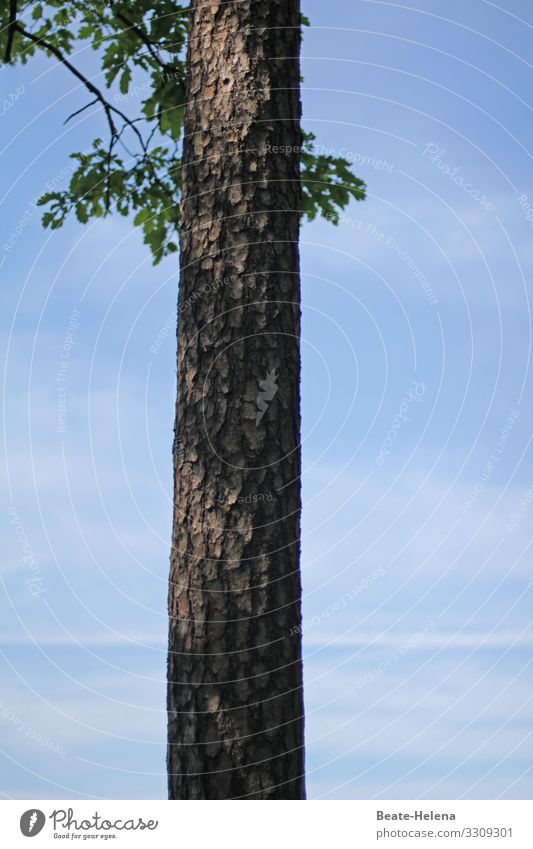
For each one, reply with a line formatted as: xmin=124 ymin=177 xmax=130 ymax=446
xmin=1 ymin=0 xmax=533 ymax=799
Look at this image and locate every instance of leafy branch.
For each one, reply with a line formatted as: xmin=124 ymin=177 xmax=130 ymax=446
xmin=1 ymin=1 xmax=366 ymax=264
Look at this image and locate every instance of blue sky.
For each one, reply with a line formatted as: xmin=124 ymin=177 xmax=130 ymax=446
xmin=1 ymin=0 xmax=532 ymax=799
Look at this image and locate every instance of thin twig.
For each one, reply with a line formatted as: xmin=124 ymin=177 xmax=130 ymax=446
xmin=11 ymin=13 xmax=179 ymax=234
xmin=14 ymin=22 xmax=119 ymax=140
xmin=64 ymin=97 xmax=99 ymax=125
xmin=112 ymin=8 xmax=184 ymax=76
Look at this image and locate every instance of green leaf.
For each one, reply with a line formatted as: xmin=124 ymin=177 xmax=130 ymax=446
xmin=0 ymin=4 xmax=366 ymax=264
xmin=119 ymin=66 xmax=132 ymax=95
xmin=133 ymin=208 xmax=150 ymax=225
xmin=75 ymin=202 xmax=89 ymax=223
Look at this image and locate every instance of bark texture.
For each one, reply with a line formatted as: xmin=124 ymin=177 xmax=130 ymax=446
xmin=167 ymin=0 xmax=305 ymax=799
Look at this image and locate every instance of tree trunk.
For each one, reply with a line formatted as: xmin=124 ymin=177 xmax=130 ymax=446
xmin=167 ymin=0 xmax=305 ymax=799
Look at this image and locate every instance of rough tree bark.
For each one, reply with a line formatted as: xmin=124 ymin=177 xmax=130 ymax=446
xmin=167 ymin=0 xmax=305 ymax=799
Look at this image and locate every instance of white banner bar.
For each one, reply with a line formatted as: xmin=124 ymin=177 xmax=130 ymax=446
xmin=1 ymin=800 xmax=532 ymax=848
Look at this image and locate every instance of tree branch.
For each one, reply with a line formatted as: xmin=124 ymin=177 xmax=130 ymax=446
xmin=64 ymin=97 xmax=99 ymax=125
xmin=14 ymin=22 xmax=119 ymax=140
xmin=3 ymin=0 xmax=17 ymax=64
xmin=9 ymin=11 xmax=181 ymax=255
xmin=13 ymin=21 xmax=153 ymax=156
xmin=112 ymin=9 xmax=183 ymax=77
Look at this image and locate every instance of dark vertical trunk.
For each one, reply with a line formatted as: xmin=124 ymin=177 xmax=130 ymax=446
xmin=167 ymin=0 xmax=305 ymax=799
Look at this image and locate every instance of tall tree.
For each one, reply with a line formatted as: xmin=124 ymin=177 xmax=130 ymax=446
xmin=167 ymin=0 xmax=305 ymax=800
xmin=2 ymin=1 xmax=365 ymax=799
